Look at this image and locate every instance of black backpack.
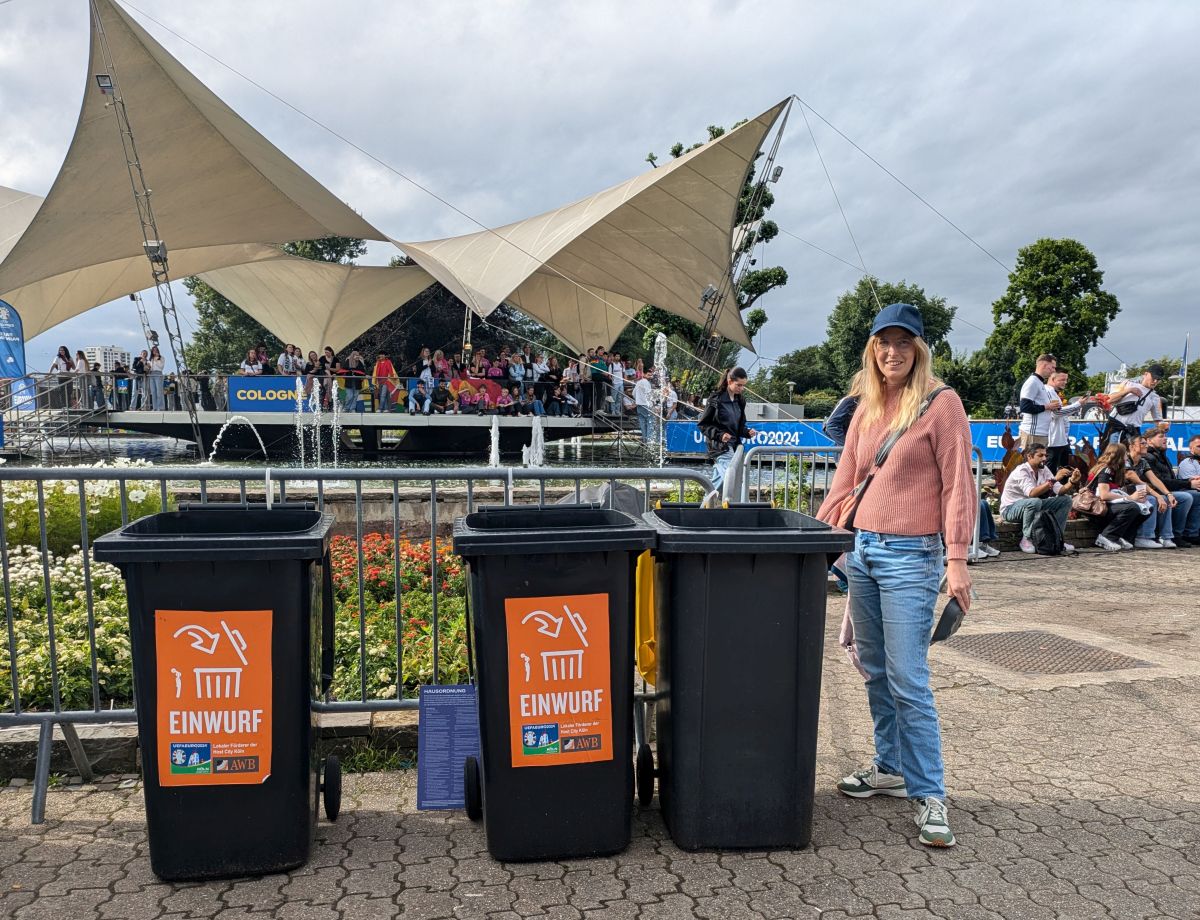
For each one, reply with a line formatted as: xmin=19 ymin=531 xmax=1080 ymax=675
xmin=1030 ymin=508 xmax=1065 ymax=555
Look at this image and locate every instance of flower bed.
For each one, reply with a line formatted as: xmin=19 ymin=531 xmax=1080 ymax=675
xmin=0 ymin=529 xmax=470 ymax=712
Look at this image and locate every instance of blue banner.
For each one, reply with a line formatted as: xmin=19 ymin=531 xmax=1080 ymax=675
xmin=0 ymin=300 xmax=27 ymax=379
xmin=667 ymin=419 xmax=1200 ymax=464
xmin=227 ymin=376 xmax=309 ymax=413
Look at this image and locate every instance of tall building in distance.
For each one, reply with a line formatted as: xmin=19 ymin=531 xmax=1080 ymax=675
xmin=83 ymin=345 xmax=131 ymax=373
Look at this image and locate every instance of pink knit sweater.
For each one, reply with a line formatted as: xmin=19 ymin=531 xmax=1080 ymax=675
xmin=817 ymin=387 xmax=976 ymax=560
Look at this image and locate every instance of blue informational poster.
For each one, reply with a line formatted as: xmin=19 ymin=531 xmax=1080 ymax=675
xmin=416 ymin=684 xmax=480 ymax=810
xmin=0 ymin=300 xmax=27 ymax=379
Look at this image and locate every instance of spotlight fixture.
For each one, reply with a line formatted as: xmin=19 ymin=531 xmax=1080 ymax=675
xmin=95 ymin=74 xmax=113 ymax=95
xmin=769 ymin=166 xmax=783 ymax=183
xmin=701 ymin=283 xmax=718 ymax=302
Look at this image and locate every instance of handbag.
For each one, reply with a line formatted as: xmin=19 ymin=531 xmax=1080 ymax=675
xmin=1071 ymin=487 xmax=1105 ymax=516
xmin=832 ymin=386 xmax=950 ymax=529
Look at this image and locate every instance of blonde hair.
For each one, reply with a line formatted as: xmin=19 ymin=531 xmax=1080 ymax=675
xmin=855 ymin=334 xmax=940 ymax=433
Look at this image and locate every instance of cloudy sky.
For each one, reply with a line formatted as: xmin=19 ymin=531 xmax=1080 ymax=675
xmin=2 ymin=0 xmax=1198 ymax=375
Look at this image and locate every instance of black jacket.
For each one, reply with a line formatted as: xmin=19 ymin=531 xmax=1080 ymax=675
xmin=697 ymin=390 xmax=750 ymax=459
xmin=1146 ymin=445 xmax=1194 ymax=493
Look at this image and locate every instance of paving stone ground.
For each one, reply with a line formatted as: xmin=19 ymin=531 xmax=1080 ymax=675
xmin=2 ymin=548 xmax=1199 ymax=919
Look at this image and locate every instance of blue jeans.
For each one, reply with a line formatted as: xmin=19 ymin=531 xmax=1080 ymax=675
xmin=1137 ymin=502 xmax=1159 ymax=540
xmin=710 ymin=450 xmax=734 ymax=489
xmin=1179 ymin=491 xmax=1200 ymax=538
xmin=977 ymin=499 xmax=997 ymax=542
xmin=147 ymin=371 xmax=165 ymax=411
xmin=846 ymin=530 xmax=946 ymax=800
xmin=1166 ymin=491 xmax=1198 ymax=539
xmin=636 ymin=405 xmax=653 ymax=442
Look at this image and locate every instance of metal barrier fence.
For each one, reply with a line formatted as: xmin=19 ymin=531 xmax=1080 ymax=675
xmin=0 ymin=464 xmax=714 ymax=823
xmin=738 ymin=445 xmax=843 ymax=513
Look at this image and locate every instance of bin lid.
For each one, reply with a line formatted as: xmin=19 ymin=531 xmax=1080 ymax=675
xmin=92 ymin=506 xmax=335 ymax=563
xmin=644 ymin=506 xmax=855 ymax=555
xmin=453 ymin=504 xmax=655 ymax=556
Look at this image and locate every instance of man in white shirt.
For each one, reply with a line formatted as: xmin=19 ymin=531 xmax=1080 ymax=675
xmin=1180 ymin=435 xmax=1200 ymax=480
xmin=607 ymin=354 xmax=626 ymax=414
xmin=632 ymin=369 xmax=656 ymax=443
xmin=1018 ymin=354 xmax=1060 ymax=451
xmin=1101 ymin=364 xmax=1164 ymax=445
xmin=1045 ymin=370 xmax=1087 ymax=473
xmin=999 ymin=444 xmax=1079 ymax=553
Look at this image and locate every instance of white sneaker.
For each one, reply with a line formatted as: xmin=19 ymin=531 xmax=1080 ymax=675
xmin=1161 ymin=538 xmax=1177 ymax=549
xmin=1095 ymin=535 xmax=1122 ymax=552
xmin=1134 ymin=537 xmax=1163 ymax=549
xmin=1019 ymin=537 xmax=1036 ymax=554
xmin=981 ymin=544 xmax=1001 ymax=557
xmin=1063 ymin=542 xmax=1076 ymax=554
xmin=969 ymin=548 xmax=988 ymax=561
xmin=837 ymin=765 xmax=908 ymax=798
xmin=914 ymin=797 xmax=956 ymax=847
xmin=1118 ymin=538 xmax=1134 ymax=550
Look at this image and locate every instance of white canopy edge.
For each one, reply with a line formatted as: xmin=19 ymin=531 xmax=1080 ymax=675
xmin=0 ymin=0 xmax=383 ymax=329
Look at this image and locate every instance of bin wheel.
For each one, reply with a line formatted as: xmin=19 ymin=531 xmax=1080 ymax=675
xmin=464 ymin=756 xmax=483 ymax=822
xmin=636 ymin=744 xmax=655 ymax=806
xmin=322 ymin=754 xmax=342 ymax=821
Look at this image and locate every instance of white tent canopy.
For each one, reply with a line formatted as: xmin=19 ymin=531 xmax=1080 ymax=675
xmin=0 ymin=0 xmax=786 ymax=359
xmin=0 ymin=0 xmax=383 ymax=340
xmin=198 ymin=251 xmax=436 ymax=353
xmin=396 ymin=101 xmax=788 ymax=350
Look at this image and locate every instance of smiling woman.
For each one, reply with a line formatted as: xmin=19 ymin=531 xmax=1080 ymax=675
xmin=817 ymin=302 xmax=975 ymax=849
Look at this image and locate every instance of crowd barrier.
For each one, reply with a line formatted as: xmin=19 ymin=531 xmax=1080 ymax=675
xmin=0 ymin=465 xmax=714 ymax=824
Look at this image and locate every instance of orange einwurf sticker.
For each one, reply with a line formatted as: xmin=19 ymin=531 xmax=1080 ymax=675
xmin=505 ymin=593 xmax=612 ymax=767
xmin=155 ymin=610 xmax=272 ymax=786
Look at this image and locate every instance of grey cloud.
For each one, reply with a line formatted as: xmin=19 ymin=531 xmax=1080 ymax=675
xmin=2 ymin=0 xmax=1197 ymax=375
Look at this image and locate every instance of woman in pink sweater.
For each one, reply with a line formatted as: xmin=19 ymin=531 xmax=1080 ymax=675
xmin=817 ymin=302 xmax=975 ymax=848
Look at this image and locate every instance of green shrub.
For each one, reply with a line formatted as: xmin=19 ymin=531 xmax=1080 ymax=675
xmin=3 ymin=463 xmax=166 ymax=557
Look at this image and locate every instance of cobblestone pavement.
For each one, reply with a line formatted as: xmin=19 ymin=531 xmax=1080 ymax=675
xmin=2 ymin=550 xmax=1199 ymax=919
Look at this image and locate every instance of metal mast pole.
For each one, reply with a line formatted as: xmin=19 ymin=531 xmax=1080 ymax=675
xmin=693 ymin=102 xmax=792 ymax=372
xmin=1183 ymin=332 xmax=1190 ymax=415
xmin=129 ymin=292 xmax=158 ymax=354
xmin=90 ymin=1 xmax=206 ymax=455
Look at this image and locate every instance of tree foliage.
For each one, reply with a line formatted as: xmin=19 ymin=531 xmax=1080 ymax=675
xmin=824 ymin=277 xmax=957 ymax=390
xmin=988 ymin=238 xmax=1120 ymax=393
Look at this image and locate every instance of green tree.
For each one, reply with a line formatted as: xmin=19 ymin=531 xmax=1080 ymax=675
xmin=763 ymin=344 xmax=839 ymax=400
xmin=989 ymin=238 xmax=1120 ymax=392
xmin=183 ymin=235 xmax=367 ymax=371
xmin=825 ymin=277 xmax=957 ymax=389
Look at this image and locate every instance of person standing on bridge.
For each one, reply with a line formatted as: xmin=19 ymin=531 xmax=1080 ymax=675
xmin=147 ymin=345 xmax=166 ymax=412
xmin=816 ymin=302 xmax=974 ymax=849
xmin=697 ymin=366 xmax=757 ymax=489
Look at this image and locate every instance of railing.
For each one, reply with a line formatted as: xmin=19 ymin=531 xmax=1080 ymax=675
xmin=0 ymin=464 xmax=714 ymax=823
xmin=738 ymin=445 xmax=843 ymax=514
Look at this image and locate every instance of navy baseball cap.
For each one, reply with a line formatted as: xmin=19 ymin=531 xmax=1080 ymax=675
xmin=870 ymin=303 xmax=924 ymax=339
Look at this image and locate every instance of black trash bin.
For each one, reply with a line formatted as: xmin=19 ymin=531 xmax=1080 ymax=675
xmin=453 ymin=504 xmax=655 ymax=861
xmin=93 ymin=505 xmax=340 ymax=880
xmin=644 ymin=505 xmax=854 ymax=850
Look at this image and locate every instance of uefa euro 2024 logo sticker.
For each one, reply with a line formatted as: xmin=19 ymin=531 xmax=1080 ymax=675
xmin=521 ymin=723 xmax=560 ymax=756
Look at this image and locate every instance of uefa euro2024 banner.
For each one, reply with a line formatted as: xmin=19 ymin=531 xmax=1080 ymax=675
xmin=665 ymin=419 xmax=1200 ymax=463
xmin=0 ymin=299 xmax=27 ymax=379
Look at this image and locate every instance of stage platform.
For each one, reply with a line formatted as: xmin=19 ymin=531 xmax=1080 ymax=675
xmin=86 ymin=410 xmax=605 ymax=459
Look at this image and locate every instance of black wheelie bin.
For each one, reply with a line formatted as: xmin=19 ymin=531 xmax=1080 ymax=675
xmin=453 ymin=504 xmax=655 ymax=861
xmin=643 ymin=504 xmax=854 ymax=850
xmin=93 ymin=504 xmax=341 ymax=880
